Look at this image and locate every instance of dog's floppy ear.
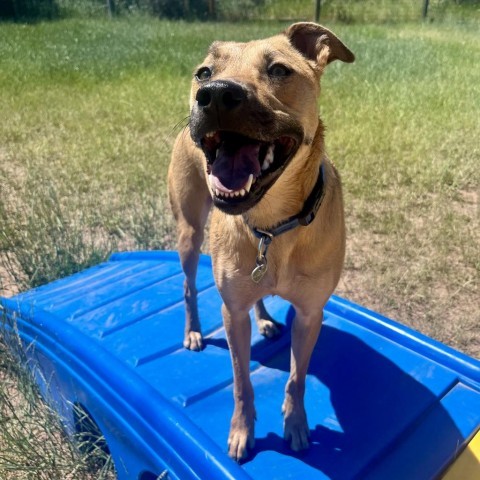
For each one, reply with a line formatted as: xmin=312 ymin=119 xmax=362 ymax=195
xmin=285 ymin=22 xmax=355 ymax=66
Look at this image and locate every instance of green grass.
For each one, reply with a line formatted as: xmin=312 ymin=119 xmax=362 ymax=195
xmin=256 ymin=0 xmax=480 ymax=24
xmin=1 ymin=18 xmax=478 ymax=334
xmin=0 ymin=14 xmax=479 ymax=478
xmin=321 ymin=23 xmax=479 ymax=352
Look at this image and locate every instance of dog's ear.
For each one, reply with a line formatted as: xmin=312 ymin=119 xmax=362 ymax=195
xmin=285 ymin=22 xmax=355 ymax=67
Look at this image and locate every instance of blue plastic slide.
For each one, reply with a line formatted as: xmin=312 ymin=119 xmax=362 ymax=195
xmin=1 ymin=251 xmax=479 ymax=479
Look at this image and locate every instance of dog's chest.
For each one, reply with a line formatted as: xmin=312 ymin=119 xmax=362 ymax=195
xmin=260 ymin=241 xmax=318 ymax=294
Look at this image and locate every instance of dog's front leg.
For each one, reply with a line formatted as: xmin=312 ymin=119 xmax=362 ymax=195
xmin=283 ymin=308 xmax=323 ymax=451
xmin=222 ymin=302 xmax=256 ymax=461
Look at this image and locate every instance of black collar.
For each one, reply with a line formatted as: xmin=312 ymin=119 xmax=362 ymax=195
xmin=251 ymin=163 xmax=326 ymax=242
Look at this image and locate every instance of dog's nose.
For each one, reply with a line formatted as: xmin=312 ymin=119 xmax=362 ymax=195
xmin=196 ymin=81 xmax=246 ymax=111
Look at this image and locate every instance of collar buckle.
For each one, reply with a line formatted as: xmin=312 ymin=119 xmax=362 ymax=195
xmin=299 ymin=210 xmax=315 ymax=226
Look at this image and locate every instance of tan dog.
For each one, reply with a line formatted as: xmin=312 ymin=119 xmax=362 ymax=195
xmin=168 ymin=22 xmax=354 ymax=461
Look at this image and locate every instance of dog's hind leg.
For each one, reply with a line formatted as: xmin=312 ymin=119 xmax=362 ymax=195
xmin=254 ymin=299 xmax=282 ymax=338
xmin=168 ymin=134 xmax=211 ymax=351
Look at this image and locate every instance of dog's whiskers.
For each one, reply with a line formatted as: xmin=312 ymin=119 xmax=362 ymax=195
xmin=170 ymin=116 xmax=190 ymax=138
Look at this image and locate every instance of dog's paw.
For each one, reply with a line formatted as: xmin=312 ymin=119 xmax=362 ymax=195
xmin=283 ymin=407 xmax=310 ymax=452
xmin=228 ymin=426 xmax=255 ymax=461
xmin=256 ymin=318 xmax=282 ymax=338
xmin=183 ymin=331 xmax=203 ymax=351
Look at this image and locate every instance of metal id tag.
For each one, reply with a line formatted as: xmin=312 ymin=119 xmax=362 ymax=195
xmin=251 ymin=259 xmax=268 ymax=283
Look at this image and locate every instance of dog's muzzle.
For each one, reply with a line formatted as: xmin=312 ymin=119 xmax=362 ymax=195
xmin=190 ymin=80 xmax=301 ymax=215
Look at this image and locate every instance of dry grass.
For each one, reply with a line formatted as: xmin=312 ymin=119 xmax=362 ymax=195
xmin=337 ymin=189 xmax=479 ymax=356
xmin=0 ymin=336 xmax=116 ymax=479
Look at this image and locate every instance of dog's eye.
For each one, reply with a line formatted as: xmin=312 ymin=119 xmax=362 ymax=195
xmin=195 ymin=67 xmax=212 ymax=81
xmin=268 ymin=63 xmax=292 ymax=78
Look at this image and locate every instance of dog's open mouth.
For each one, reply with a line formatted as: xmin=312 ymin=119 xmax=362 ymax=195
xmin=200 ymin=131 xmax=297 ymax=213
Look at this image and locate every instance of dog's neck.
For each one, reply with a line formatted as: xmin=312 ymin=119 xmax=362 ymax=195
xmin=243 ymin=120 xmax=325 ymax=231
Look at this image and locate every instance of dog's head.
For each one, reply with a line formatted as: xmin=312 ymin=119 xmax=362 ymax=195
xmin=189 ymin=23 xmax=354 ymax=215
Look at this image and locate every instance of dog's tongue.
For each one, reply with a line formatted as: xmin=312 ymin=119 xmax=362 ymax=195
xmin=211 ymin=143 xmax=261 ymax=191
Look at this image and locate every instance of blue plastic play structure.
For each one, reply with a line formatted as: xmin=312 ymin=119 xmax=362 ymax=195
xmin=1 ymin=251 xmax=479 ymax=479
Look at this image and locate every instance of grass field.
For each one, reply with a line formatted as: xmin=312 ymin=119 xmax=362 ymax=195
xmin=0 ymin=14 xmax=479 ymax=479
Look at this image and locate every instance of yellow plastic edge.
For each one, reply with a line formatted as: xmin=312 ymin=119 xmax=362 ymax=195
xmin=442 ymin=430 xmax=480 ymax=479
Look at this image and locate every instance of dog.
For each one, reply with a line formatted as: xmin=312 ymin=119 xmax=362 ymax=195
xmin=168 ymin=22 xmax=354 ymax=461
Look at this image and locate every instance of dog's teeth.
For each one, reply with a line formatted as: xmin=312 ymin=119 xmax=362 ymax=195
xmin=266 ymin=145 xmax=274 ymax=162
xmin=245 ymin=174 xmax=253 ymax=193
xmin=261 ymin=145 xmax=274 ymax=171
xmin=205 ymin=131 xmax=216 ymax=139
xmin=215 ymin=148 xmax=220 ymax=159
xmin=211 ymin=180 xmax=251 ymax=199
